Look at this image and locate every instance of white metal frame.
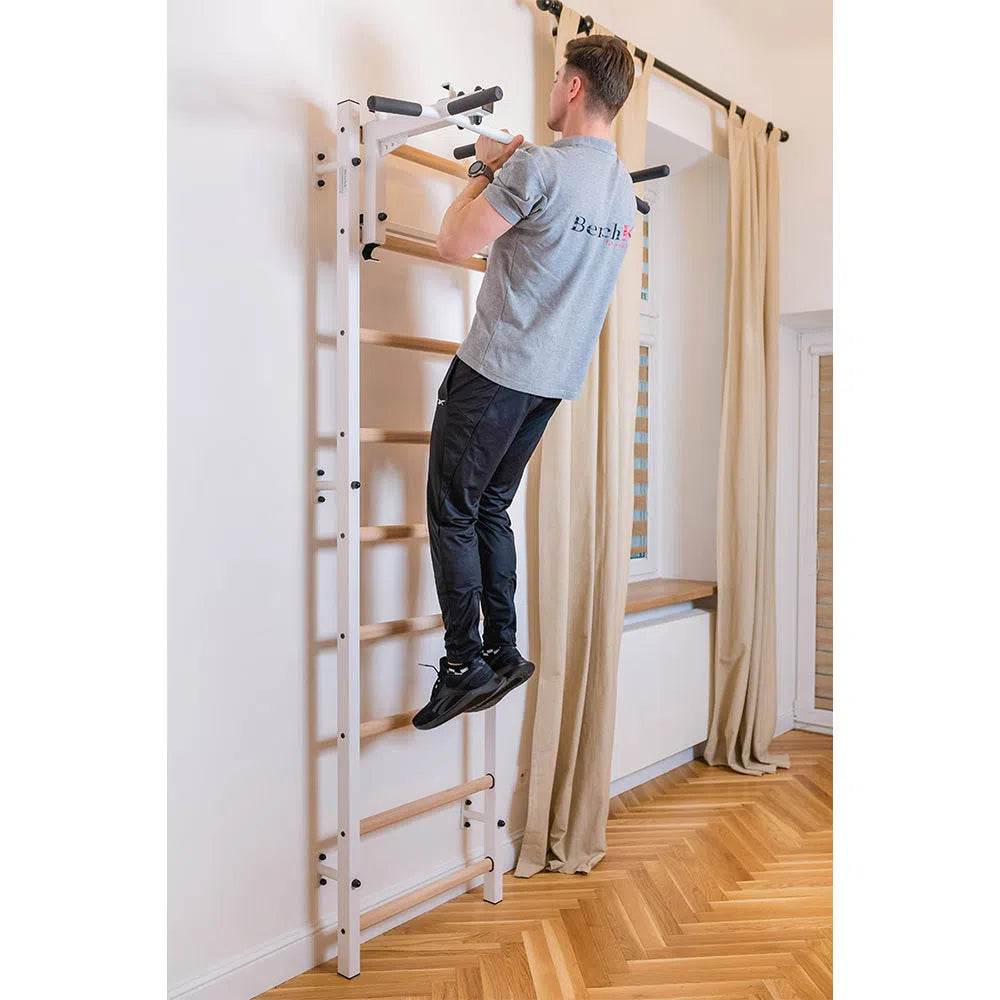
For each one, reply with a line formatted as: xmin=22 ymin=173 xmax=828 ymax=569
xmin=795 ymin=328 xmax=834 ymax=730
xmin=312 ymin=96 xmax=506 ymax=981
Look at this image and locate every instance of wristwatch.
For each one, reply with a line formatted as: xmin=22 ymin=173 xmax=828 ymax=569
xmin=467 ymin=159 xmax=495 ymax=182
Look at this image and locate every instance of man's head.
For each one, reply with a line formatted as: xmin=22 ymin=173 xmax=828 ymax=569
xmin=546 ymin=35 xmax=636 ymax=135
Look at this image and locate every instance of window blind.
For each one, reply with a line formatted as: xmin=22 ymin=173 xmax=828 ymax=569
xmin=631 ymin=344 xmax=649 ymax=559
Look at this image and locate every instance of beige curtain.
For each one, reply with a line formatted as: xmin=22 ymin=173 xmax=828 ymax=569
xmin=702 ymin=103 xmax=790 ymax=776
xmin=515 ymin=9 xmax=651 ymax=878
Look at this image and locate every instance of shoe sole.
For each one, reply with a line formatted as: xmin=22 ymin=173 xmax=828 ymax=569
xmin=413 ymin=667 xmax=503 ymax=730
xmin=468 ymin=660 xmax=535 ymax=712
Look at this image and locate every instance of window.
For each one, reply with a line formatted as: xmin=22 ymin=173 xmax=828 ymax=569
xmin=631 ymin=344 xmax=649 ymax=561
xmin=640 ymin=216 xmax=650 ymax=305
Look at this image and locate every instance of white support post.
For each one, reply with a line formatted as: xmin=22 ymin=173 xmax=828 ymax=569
xmin=335 ymin=98 xmax=362 ymax=979
xmin=482 ymin=707 xmax=503 ymax=902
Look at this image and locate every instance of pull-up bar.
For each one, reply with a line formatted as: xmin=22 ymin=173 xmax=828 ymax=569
xmin=450 ymin=141 xmax=670 ymax=216
xmin=332 ymin=82 xmax=671 ymax=259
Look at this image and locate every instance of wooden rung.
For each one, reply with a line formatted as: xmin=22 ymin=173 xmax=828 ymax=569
xmin=318 ymin=710 xmax=418 ymax=748
xmin=360 ymin=327 xmax=461 ymax=356
xmin=361 ymin=709 xmax=418 ymax=740
xmin=360 ymin=523 xmax=429 ymax=542
xmin=315 ymin=524 xmax=430 ymax=547
xmin=315 ymin=613 xmax=441 ymax=649
xmin=360 ymin=428 xmax=432 ymax=444
xmin=318 ymin=609 xmax=485 ymax=647
xmin=381 ymin=233 xmax=487 ymax=273
xmin=361 ymin=774 xmax=494 ymax=837
xmin=387 ymin=143 xmax=468 ymax=180
xmin=361 ymin=858 xmax=493 ymax=931
xmin=358 ymin=612 xmax=443 ymax=642
xmin=385 ymin=222 xmax=444 ymax=247
xmin=316 ymin=430 xmax=431 ymax=446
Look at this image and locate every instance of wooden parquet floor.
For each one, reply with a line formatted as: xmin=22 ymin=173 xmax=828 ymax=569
xmin=261 ymin=729 xmax=832 ymax=1000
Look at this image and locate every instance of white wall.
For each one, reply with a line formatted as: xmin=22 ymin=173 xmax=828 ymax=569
xmin=599 ymin=0 xmax=832 ymax=314
xmin=169 ymin=2 xmax=831 ymax=996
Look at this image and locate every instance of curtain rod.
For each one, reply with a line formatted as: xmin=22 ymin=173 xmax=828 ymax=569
xmin=537 ymin=0 xmax=790 ymax=143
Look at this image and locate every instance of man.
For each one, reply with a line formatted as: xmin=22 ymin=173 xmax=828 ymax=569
xmin=414 ymin=35 xmax=639 ymax=730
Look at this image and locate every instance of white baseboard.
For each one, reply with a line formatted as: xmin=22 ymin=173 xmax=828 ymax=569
xmin=792 ymin=719 xmax=833 ymax=735
xmin=610 ymin=740 xmax=707 ymax=797
xmin=171 ymin=741 xmax=710 ymax=1000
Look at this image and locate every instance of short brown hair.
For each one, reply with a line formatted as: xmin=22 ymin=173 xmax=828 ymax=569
xmin=563 ymin=35 xmax=635 ymax=123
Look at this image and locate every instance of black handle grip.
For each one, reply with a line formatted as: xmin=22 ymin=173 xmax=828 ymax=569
xmin=454 ymin=142 xmax=478 ymax=160
xmin=447 ymin=86 xmax=503 ymax=116
xmin=366 ymin=95 xmax=424 ymax=116
xmin=630 ymin=164 xmax=670 ymax=184
xmin=636 ymin=196 xmax=650 ymax=215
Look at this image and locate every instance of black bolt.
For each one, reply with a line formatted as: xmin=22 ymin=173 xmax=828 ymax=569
xmin=340 ymin=431 xmax=345 ymax=437
xmin=317 ymin=153 xmax=325 ymax=161
xmin=463 ymin=821 xmax=470 ymax=828
xmin=340 ymin=732 xmax=345 ymax=739
xmin=316 ymin=179 xmax=325 ymax=187
xmin=351 ymin=156 xmax=361 ymax=166
xmin=497 ymin=819 xmax=506 ymax=828
xmin=317 ymin=496 xmax=326 ymax=503
xmin=340 ymin=329 xmax=345 ymax=336
xmin=319 ymin=877 xmax=327 ymax=885
xmin=341 ymin=928 xmax=345 ymax=934
xmin=316 ymin=469 xmax=325 ymax=476
xmin=377 ymin=212 xmax=387 ymax=221
xmin=351 ymin=878 xmax=361 ymax=888
xmin=340 ymin=532 xmax=345 ymax=538
xmin=351 ymin=481 xmax=360 ymax=490
xmin=341 ymin=830 xmax=345 ymax=837
xmin=339 ymin=228 xmax=345 ymax=234
xmin=340 ymin=633 xmax=345 ymax=639
xmin=465 ymin=799 xmax=471 ymax=805
xmin=340 ymin=127 xmax=345 ymax=133
xmin=319 ymin=853 xmax=326 ymax=861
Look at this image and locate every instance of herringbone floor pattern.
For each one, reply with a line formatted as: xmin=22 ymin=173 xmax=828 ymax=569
xmin=262 ymin=729 xmax=832 ymax=999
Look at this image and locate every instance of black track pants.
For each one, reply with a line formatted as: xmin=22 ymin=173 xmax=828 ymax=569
xmin=426 ymin=355 xmax=562 ymax=664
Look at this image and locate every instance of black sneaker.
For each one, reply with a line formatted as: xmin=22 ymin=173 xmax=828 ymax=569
xmin=467 ymin=645 xmax=535 ymax=712
xmin=412 ymin=655 xmax=504 ymax=730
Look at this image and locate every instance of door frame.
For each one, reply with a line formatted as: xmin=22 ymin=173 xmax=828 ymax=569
xmin=795 ymin=328 xmax=834 ymax=731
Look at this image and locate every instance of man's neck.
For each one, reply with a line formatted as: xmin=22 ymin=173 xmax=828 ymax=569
xmin=559 ymin=128 xmax=613 ymax=142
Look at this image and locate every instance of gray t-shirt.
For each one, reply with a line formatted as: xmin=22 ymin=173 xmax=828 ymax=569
xmin=455 ymin=135 xmax=637 ymax=401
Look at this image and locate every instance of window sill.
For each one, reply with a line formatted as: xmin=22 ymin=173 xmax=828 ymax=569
xmin=625 ymin=578 xmax=717 ymax=615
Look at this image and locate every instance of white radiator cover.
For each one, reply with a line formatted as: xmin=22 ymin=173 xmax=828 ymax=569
xmin=611 ymin=608 xmax=712 ymax=781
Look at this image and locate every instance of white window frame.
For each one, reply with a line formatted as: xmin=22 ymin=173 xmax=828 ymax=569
xmin=630 ymin=186 xmax=661 ymax=580
xmin=794 ymin=329 xmax=834 ymax=730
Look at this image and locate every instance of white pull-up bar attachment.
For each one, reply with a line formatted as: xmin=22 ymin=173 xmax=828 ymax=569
xmin=315 ymin=86 xmax=511 ymax=252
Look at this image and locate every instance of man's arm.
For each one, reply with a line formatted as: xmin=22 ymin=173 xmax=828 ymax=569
xmin=436 ymin=174 xmax=515 ymax=262
xmin=436 ymin=130 xmax=527 ymax=262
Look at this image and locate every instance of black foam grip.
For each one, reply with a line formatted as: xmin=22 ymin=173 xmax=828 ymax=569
xmin=636 ymin=196 xmax=650 ymax=215
xmin=366 ymin=95 xmax=423 ymax=116
xmin=453 ymin=142 xmax=478 ymax=160
xmin=447 ymin=86 xmax=503 ymax=116
xmin=630 ymin=164 xmax=670 ymax=184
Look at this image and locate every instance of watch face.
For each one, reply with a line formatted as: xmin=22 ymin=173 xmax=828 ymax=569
xmin=470 ymin=160 xmax=483 ymax=174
